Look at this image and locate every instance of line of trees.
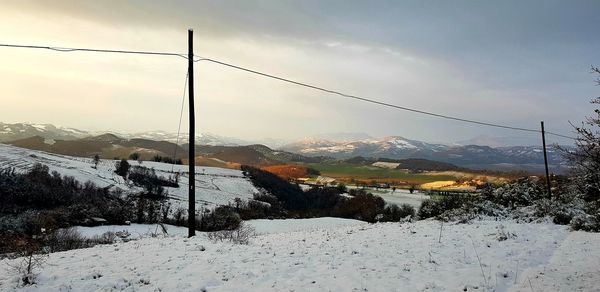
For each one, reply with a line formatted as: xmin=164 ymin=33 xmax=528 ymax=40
xmin=240 ymin=165 xmax=415 ymax=223
xmin=152 ymin=155 xmax=183 ymax=165
xmin=0 ymin=164 xmax=134 ymax=248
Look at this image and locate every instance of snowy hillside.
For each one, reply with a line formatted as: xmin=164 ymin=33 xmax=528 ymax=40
xmin=0 ymin=219 xmax=598 ymax=291
xmin=0 ymin=144 xmax=258 ymax=209
xmin=0 ymin=122 xmax=255 ymax=146
xmin=0 ymin=123 xmax=88 ymax=142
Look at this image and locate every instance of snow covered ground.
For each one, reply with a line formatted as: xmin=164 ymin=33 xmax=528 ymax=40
xmin=510 ymin=230 xmax=600 ymax=292
xmin=246 ymin=217 xmax=365 ymax=235
xmin=0 ymin=144 xmax=258 ymax=210
xmin=374 ymin=189 xmax=430 ymax=209
xmin=343 ymin=185 xmax=431 ymax=208
xmin=74 ymin=224 xmax=190 ymax=240
xmin=1 ymin=218 xmax=598 ymax=291
xmin=71 ymin=218 xmax=365 ymax=240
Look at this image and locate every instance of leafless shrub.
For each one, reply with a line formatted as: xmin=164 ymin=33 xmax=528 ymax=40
xmin=46 ymin=227 xmax=86 ymax=252
xmin=8 ymin=252 xmax=47 ymax=286
xmin=207 ymin=222 xmax=256 ymax=245
xmin=89 ymin=231 xmax=117 ymax=245
xmin=46 ymin=229 xmax=117 ymax=253
xmin=170 ymin=207 xmax=187 ymax=226
xmin=495 ymin=225 xmax=517 ymax=241
xmin=6 ymin=239 xmax=47 ymax=286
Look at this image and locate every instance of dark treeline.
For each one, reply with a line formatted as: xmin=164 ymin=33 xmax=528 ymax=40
xmin=0 ymin=164 xmax=132 ymax=236
xmin=152 ymin=155 xmax=183 ymax=165
xmin=128 ymin=165 xmax=179 ymax=198
xmin=0 ymin=161 xmax=179 ymax=235
xmin=189 ymin=165 xmax=416 ymax=234
xmin=0 ymin=163 xmax=182 ymax=253
xmin=240 ymin=165 xmax=415 ymax=223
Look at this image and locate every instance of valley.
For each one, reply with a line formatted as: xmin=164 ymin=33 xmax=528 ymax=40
xmin=0 ymin=122 xmax=558 ymax=192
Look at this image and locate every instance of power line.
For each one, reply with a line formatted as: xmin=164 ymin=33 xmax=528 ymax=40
xmin=545 ymin=131 xmax=577 ymax=140
xmin=171 ymin=70 xmax=189 ymax=172
xmin=0 ymin=43 xmax=188 ymax=59
xmin=194 ymin=57 xmax=572 ymax=137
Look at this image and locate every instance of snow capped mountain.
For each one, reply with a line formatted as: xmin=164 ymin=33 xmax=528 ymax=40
xmin=0 ymin=122 xmax=571 ymax=173
xmin=121 ymin=131 xmax=249 ymax=146
xmin=379 ymin=136 xmax=418 ymax=149
xmin=0 ymin=123 xmax=250 ymax=146
xmin=280 ymin=135 xmax=569 ymax=173
xmin=281 ymin=136 xmax=446 ymax=156
xmin=0 ymin=122 xmax=89 ymax=142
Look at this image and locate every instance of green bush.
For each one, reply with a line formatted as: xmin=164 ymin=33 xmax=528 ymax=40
xmin=417 ymin=194 xmax=477 ymax=220
xmin=198 ymin=206 xmax=242 ymax=232
xmin=114 ymin=159 xmax=130 ymax=178
xmin=380 ymin=203 xmax=415 ymax=222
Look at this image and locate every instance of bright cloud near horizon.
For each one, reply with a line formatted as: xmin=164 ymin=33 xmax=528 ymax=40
xmin=0 ymin=0 xmax=598 ymax=145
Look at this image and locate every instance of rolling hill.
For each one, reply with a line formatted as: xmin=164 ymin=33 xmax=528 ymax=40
xmin=0 ymin=143 xmax=257 ymax=208
xmin=0 ymin=122 xmax=88 ymax=142
xmin=6 ymin=134 xmax=186 ymax=161
xmin=0 ymin=122 xmax=570 ymax=174
xmin=0 ymin=122 xmax=254 ymax=147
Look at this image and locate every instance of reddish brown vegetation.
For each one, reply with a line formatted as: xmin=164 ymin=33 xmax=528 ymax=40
xmin=261 ymin=165 xmax=310 ymax=180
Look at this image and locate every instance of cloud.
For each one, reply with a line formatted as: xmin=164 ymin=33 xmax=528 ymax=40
xmin=0 ymin=0 xmax=598 ymax=144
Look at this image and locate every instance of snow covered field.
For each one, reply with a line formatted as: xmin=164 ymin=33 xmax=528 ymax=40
xmin=1 ymin=218 xmax=598 ymax=291
xmin=0 ymin=144 xmax=258 ymax=209
xmin=374 ymin=189 xmax=430 ymax=209
xmin=246 ymin=217 xmax=365 ymax=235
xmin=73 ymin=224 xmax=190 ymax=240
xmin=343 ymin=185 xmax=431 ymax=208
xmin=72 ymin=218 xmax=365 ymax=239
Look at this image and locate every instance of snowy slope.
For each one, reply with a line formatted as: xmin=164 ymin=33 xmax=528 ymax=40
xmin=1 ymin=219 xmax=598 ymax=291
xmin=0 ymin=144 xmax=258 ymax=210
xmin=246 ymin=217 xmax=366 ymax=235
xmin=72 ymin=218 xmax=366 ymax=239
xmin=375 ymin=189 xmax=430 ymax=209
xmin=510 ymin=230 xmax=600 ymax=292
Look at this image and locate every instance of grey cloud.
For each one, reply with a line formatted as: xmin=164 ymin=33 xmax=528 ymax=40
xmin=1 ymin=0 xmax=598 ymax=144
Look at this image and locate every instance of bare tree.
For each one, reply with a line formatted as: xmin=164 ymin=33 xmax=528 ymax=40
xmin=562 ymin=66 xmax=600 ymax=201
xmin=93 ymin=154 xmax=100 ymax=169
xmin=6 ymin=238 xmax=48 ymax=286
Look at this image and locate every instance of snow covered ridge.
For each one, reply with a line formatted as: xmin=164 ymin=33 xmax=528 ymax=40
xmin=0 ymin=123 xmax=89 ymax=142
xmin=0 ymin=143 xmax=258 ymax=208
xmin=279 ymin=136 xmax=569 ymax=173
xmin=1 ymin=219 xmax=598 ymax=291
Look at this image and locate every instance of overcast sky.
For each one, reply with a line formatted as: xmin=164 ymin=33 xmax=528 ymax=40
xmin=0 ymin=0 xmax=598 ymax=144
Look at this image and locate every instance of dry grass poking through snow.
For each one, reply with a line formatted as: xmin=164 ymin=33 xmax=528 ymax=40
xmin=1 ymin=219 xmax=597 ymax=291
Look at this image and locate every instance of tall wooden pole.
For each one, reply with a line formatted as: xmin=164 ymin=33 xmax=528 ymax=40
xmin=188 ymin=29 xmax=196 ymax=237
xmin=540 ymin=121 xmax=552 ymax=199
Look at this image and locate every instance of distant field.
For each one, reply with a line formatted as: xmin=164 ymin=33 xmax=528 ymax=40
xmin=307 ymin=163 xmax=458 ymax=184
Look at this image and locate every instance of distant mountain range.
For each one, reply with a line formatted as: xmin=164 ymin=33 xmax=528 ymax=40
xmin=279 ymin=136 xmax=569 ymax=173
xmin=0 ymin=123 xmax=252 ymax=146
xmin=0 ymin=122 xmax=88 ymax=142
xmin=0 ymin=122 xmax=571 ymax=173
xmin=2 ymin=133 xmax=467 ymax=174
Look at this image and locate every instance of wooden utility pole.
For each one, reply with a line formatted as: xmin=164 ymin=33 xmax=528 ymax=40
xmin=540 ymin=121 xmax=552 ymax=199
xmin=188 ymin=29 xmax=196 ymax=237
